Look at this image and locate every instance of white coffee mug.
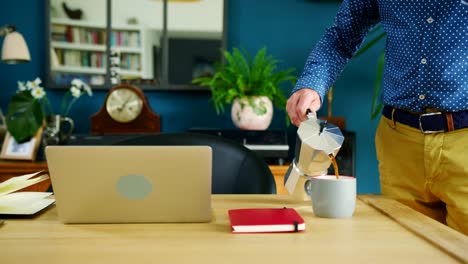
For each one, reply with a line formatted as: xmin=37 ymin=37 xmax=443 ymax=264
xmin=309 ymin=175 xmax=356 ymax=218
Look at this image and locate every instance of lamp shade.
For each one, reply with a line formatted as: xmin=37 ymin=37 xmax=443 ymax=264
xmin=2 ymin=31 xmax=31 ymax=64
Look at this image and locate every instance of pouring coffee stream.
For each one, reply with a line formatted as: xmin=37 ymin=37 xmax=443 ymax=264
xmin=329 ymin=154 xmax=340 ymax=179
xmin=318 ymin=118 xmax=340 ymax=179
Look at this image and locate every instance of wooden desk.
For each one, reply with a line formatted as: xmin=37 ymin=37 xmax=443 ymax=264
xmin=0 ymin=160 xmax=50 ymax=192
xmin=1 ymin=195 xmax=466 ymax=264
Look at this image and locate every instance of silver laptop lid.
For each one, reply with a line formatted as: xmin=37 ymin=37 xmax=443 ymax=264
xmin=45 ymin=145 xmax=212 ymax=224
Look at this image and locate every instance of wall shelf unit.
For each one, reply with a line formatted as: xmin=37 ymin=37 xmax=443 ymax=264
xmin=49 ymin=17 xmax=150 ymax=86
xmin=46 ymin=0 xmax=226 ymax=91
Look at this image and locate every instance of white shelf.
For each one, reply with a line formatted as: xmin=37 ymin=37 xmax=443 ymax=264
xmin=119 ymin=70 xmax=144 ymax=77
xmin=51 ymin=18 xmax=106 ymax=29
xmin=51 ymin=42 xmax=106 ymax=51
xmin=112 ymin=46 xmax=142 ymax=54
xmin=52 ymin=66 xmax=106 ymax=75
xmin=168 ymin=30 xmax=222 ymax=40
xmin=51 ymin=18 xmax=142 ymax=31
xmin=51 ymin=42 xmax=142 ymax=54
xmin=52 ymin=66 xmax=144 ymax=77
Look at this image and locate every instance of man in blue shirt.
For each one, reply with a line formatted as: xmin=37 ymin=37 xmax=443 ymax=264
xmin=287 ymin=0 xmax=467 ymax=235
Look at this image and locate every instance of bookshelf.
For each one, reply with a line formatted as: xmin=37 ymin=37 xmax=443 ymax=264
xmin=49 ymin=18 xmax=154 ymax=86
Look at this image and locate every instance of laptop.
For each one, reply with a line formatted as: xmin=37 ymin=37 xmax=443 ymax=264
xmin=45 ymin=145 xmax=212 ymax=224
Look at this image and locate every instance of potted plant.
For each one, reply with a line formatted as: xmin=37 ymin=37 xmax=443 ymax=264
xmin=5 ymin=77 xmax=92 ymax=143
xmin=192 ymin=47 xmax=297 ymax=130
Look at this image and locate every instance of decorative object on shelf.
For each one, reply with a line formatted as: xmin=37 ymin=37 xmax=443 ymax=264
xmin=126 ymin=17 xmax=139 ymax=25
xmin=62 ymin=2 xmax=83 ymax=20
xmin=90 ymin=84 xmax=161 ymax=134
xmin=5 ymin=77 xmax=92 ymax=143
xmin=192 ymin=47 xmax=297 ymax=130
xmin=43 ymin=115 xmax=74 ymax=146
xmin=0 ymin=127 xmax=43 ymax=161
xmin=110 ymin=49 xmax=121 ymax=85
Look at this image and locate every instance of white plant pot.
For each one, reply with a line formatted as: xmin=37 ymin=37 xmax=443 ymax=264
xmin=231 ymin=96 xmax=273 ymax=130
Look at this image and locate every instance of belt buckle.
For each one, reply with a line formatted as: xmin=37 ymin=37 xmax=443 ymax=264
xmin=418 ymin=112 xmax=444 ymax=134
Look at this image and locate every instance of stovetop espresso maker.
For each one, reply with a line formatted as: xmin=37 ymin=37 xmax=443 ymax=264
xmin=284 ymin=112 xmax=344 ymax=200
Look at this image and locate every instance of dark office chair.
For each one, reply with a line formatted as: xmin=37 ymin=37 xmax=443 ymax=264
xmin=114 ymin=132 xmax=277 ymax=194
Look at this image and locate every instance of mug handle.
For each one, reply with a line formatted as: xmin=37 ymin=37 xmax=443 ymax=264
xmin=304 ymin=178 xmax=312 ymax=196
xmin=60 ymin=116 xmax=74 ymax=138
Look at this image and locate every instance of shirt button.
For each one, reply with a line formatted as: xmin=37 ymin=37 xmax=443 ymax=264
xmin=419 ymin=94 xmax=426 ymax=100
xmin=427 ymin=17 xmax=434 ymax=23
xmin=421 ymin=58 xmax=427 ymax=64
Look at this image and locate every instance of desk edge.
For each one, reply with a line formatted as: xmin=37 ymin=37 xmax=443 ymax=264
xmin=359 ymin=195 xmax=468 ymax=264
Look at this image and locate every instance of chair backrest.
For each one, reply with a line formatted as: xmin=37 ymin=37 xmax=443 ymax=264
xmin=114 ymin=132 xmax=276 ymax=194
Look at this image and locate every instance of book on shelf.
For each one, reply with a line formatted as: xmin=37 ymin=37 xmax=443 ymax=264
xmin=228 ymin=208 xmax=305 ymax=233
xmin=111 ymin=31 xmax=141 ymax=47
xmin=53 ymin=50 xmax=107 ymax=69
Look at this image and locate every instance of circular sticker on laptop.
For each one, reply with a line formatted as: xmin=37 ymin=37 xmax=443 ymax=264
xmin=116 ymin=175 xmax=153 ymax=199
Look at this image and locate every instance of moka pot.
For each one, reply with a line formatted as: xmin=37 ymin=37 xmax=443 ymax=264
xmin=284 ymin=113 xmax=344 ymax=200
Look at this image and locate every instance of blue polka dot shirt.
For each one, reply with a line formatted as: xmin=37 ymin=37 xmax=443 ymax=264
xmin=293 ymin=0 xmax=467 ymax=113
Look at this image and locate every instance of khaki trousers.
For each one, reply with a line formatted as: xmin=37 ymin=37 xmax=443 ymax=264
xmin=375 ymin=116 xmax=468 ymax=235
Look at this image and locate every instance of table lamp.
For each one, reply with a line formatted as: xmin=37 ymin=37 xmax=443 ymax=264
xmin=0 ymin=25 xmax=31 ymax=140
xmin=0 ymin=25 xmax=30 ymax=64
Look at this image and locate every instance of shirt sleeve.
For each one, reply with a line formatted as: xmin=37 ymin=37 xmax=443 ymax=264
xmin=293 ymin=0 xmax=380 ymax=104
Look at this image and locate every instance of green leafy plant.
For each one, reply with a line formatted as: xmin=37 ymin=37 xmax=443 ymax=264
xmin=192 ymin=47 xmax=297 ymax=115
xmin=5 ymin=78 xmax=92 ymax=143
xmin=353 ymin=24 xmax=387 ymax=119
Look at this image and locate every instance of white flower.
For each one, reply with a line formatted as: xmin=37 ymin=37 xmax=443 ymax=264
xmin=17 ymin=81 xmax=27 ymax=91
xmin=30 ymin=87 xmax=46 ymax=99
xmin=83 ymin=83 xmax=92 ymax=96
xmin=71 ymin=78 xmax=82 ymax=87
xmin=26 ymin=77 xmax=42 ymax=90
xmin=71 ymin=78 xmax=92 ymax=96
xmin=14 ymin=77 xmax=92 ymax=118
xmin=70 ymin=86 xmax=81 ymax=98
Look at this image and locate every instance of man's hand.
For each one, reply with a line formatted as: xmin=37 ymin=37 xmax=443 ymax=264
xmin=286 ymin=89 xmax=321 ymax=127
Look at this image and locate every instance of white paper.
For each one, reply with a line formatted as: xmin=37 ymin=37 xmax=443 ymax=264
xmin=0 ymin=192 xmax=55 ymax=215
xmin=0 ymin=171 xmax=55 ymax=215
xmin=0 ymin=171 xmax=49 ymax=196
xmin=0 ymin=192 xmax=55 ymax=214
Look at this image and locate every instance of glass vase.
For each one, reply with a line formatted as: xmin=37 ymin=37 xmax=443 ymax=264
xmin=42 ymin=115 xmax=74 ymax=145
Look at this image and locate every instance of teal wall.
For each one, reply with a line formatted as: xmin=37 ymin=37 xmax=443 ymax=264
xmin=0 ymin=0 xmax=382 ymax=194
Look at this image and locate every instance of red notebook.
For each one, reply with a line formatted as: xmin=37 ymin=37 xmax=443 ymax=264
xmin=228 ymin=208 xmax=305 ymax=233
